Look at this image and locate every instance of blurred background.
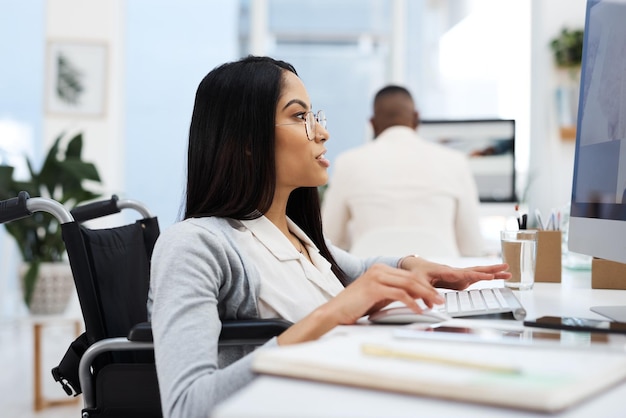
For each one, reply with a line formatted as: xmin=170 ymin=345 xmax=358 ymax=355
xmin=1 ymin=0 xmax=586 ymax=319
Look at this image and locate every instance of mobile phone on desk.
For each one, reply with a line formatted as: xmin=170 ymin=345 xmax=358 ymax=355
xmin=523 ymin=316 xmax=626 ymax=334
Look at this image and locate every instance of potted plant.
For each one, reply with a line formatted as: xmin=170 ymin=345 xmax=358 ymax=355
xmin=550 ymin=27 xmax=584 ymax=70
xmin=0 ymin=131 xmax=102 ymax=314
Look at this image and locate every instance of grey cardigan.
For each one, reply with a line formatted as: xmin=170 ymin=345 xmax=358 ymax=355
xmin=147 ymin=216 xmax=399 ymax=418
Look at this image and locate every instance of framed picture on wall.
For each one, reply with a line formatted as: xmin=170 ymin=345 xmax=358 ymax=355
xmin=45 ymin=41 xmax=108 ymax=117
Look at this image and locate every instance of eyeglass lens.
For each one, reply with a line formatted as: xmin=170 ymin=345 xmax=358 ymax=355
xmin=305 ymin=111 xmax=327 ymax=140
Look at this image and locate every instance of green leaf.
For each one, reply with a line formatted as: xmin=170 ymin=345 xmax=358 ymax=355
xmin=61 ymin=159 xmax=101 ymax=182
xmin=65 ymin=132 xmax=83 ymax=158
xmin=550 ymin=27 xmax=584 ymax=68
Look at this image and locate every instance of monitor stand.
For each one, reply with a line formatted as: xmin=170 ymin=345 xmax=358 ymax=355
xmin=591 ymin=306 xmax=626 ymax=322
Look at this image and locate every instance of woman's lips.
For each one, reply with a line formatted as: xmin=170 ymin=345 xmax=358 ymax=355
xmin=317 ymin=152 xmax=330 ymax=168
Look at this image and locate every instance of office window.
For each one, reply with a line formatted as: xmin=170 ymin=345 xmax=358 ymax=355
xmin=415 ymin=0 xmax=531 ymax=183
xmin=239 ymin=0 xmax=530 ymax=185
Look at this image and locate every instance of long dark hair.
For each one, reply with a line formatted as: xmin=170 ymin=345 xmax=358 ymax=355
xmin=185 ymin=55 xmax=348 ymax=285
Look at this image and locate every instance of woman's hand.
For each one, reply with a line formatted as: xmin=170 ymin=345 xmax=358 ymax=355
xmin=325 ymin=263 xmax=445 ymax=324
xmin=277 ymin=258 xmax=511 ymax=347
xmin=277 ymin=263 xmax=444 ymax=346
xmin=399 ymin=256 xmax=511 ymax=291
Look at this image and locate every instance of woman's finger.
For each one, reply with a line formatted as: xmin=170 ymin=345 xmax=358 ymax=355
xmin=461 ymin=263 xmax=510 ymax=274
xmin=369 ymin=268 xmax=445 ymax=307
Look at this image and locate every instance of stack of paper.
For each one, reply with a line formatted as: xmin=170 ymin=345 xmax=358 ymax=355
xmin=253 ymin=332 xmax=626 ymax=412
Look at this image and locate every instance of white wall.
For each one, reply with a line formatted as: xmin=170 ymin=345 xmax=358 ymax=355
xmin=0 ymin=0 xmax=238 ymax=319
xmin=0 ymin=0 xmax=45 ymax=318
xmin=44 ymin=0 xmax=126 ymax=198
xmin=43 ymin=0 xmax=239 ymax=226
xmin=124 ymin=0 xmax=239 ymax=226
xmin=527 ymin=0 xmax=587 ymax=220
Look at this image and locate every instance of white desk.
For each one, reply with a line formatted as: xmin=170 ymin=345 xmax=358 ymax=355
xmin=213 ymin=268 xmax=626 ymax=418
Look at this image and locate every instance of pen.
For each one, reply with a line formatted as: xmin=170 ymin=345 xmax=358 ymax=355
xmin=546 ymin=212 xmax=555 ymax=231
xmin=535 ymin=208 xmax=545 ymax=230
xmin=361 ymin=344 xmax=522 ymax=375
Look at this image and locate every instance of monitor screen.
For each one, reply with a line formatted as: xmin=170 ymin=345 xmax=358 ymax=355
xmin=569 ymin=0 xmax=626 ymax=265
xmin=418 ymin=119 xmax=516 ymax=203
xmin=569 ymin=0 xmax=626 ymax=322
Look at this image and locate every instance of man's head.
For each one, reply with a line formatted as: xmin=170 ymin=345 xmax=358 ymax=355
xmin=370 ymin=85 xmax=419 ymax=138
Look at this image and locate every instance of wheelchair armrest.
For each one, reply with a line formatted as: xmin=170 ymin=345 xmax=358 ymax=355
xmin=127 ymin=321 xmax=153 ymax=342
xmin=125 ymin=319 xmax=292 ymax=345
xmin=219 ymin=318 xmax=292 ymax=346
xmin=79 ymin=337 xmax=155 ymax=409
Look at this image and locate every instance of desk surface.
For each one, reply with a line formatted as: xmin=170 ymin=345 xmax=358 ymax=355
xmin=213 ymin=266 xmax=626 ymax=418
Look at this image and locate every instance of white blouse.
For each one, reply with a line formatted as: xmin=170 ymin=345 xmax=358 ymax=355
xmin=237 ymin=216 xmax=345 ymax=323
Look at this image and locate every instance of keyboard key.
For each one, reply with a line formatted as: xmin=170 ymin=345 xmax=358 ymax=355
xmin=482 ymin=289 xmax=500 ymax=309
xmin=493 ymin=288 xmax=509 ymax=308
xmin=458 ymin=291 xmax=472 ymax=311
xmin=445 ymin=293 xmax=459 ymax=313
xmin=469 ymin=290 xmax=486 ymax=310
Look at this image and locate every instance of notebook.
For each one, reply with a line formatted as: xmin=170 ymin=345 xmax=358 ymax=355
xmin=253 ymin=331 xmax=626 ymax=413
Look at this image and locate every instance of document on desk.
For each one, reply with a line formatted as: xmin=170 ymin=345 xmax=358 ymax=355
xmin=252 ymin=332 xmax=626 ymax=413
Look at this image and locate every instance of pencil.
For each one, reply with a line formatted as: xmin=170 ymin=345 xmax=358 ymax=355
xmin=361 ymin=344 xmax=521 ymax=375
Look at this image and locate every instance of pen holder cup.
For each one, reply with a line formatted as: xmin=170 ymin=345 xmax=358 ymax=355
xmin=591 ymin=258 xmax=626 ymax=289
xmin=535 ymin=230 xmax=562 ymax=283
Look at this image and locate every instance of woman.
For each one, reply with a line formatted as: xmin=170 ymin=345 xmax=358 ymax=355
xmin=148 ymin=55 xmax=510 ymax=418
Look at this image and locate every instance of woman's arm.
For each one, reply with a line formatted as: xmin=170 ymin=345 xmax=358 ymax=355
xmin=327 ymin=241 xmax=400 ymax=284
xmin=278 ymin=263 xmax=444 ymax=345
xmin=278 ymin=254 xmax=511 ymax=347
xmin=149 ymin=221 xmax=267 ymax=418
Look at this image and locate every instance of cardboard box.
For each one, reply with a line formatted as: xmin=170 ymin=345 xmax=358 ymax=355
xmin=591 ymin=258 xmax=626 ymax=290
xmin=535 ymin=230 xmax=562 ymax=283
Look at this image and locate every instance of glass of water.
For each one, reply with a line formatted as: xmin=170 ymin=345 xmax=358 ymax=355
xmin=500 ymin=230 xmax=537 ymax=290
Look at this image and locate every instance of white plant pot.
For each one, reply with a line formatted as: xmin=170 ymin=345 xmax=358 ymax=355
xmin=19 ymin=262 xmax=75 ymax=315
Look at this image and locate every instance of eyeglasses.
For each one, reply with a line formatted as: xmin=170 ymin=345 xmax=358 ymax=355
xmin=276 ymin=110 xmax=326 ymax=141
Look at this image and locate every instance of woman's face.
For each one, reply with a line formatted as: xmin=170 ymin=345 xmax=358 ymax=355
xmin=274 ymin=71 xmax=330 ymax=192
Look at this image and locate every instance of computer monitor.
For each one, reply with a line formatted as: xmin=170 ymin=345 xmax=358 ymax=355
xmin=418 ymin=119 xmax=516 ymax=203
xmin=568 ymin=0 xmax=626 ymax=321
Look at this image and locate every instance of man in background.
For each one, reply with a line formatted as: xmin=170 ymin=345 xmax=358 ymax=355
xmin=322 ymin=85 xmax=485 ymax=257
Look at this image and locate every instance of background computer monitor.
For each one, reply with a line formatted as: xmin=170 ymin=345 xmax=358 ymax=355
xmin=418 ymin=119 xmax=516 ymax=203
xmin=568 ymin=0 xmax=626 ymax=321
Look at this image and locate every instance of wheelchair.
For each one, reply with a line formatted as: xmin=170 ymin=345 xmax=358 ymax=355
xmin=0 ymin=191 xmax=290 ymax=417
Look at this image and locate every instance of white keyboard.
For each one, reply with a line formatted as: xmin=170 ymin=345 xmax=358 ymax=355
xmin=438 ymin=287 xmax=527 ymax=320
